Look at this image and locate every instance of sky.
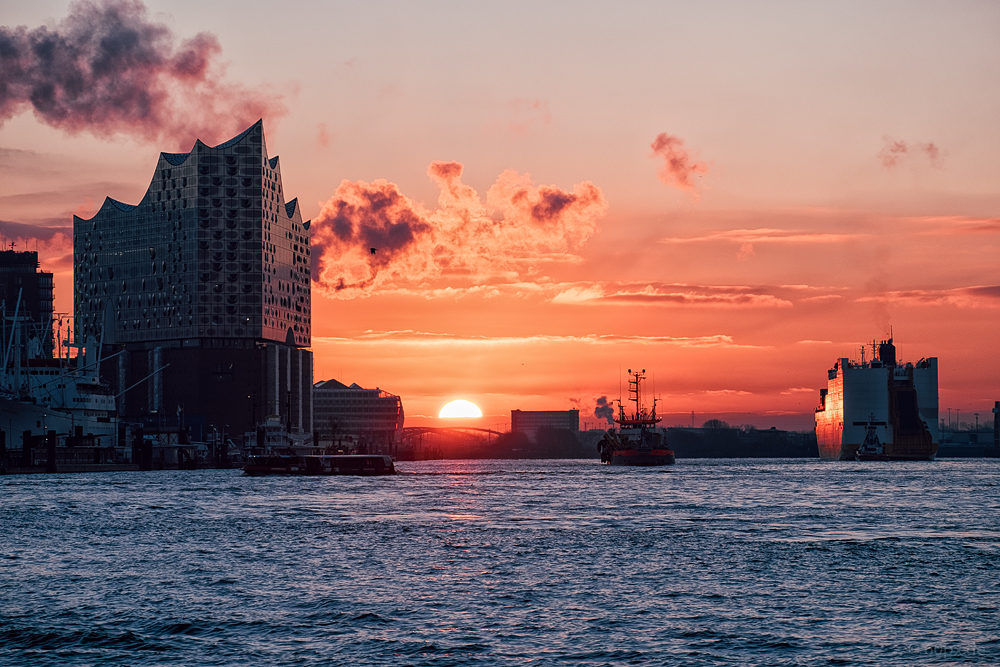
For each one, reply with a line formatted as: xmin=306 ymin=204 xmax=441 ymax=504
xmin=1 ymin=0 xmax=998 ymax=431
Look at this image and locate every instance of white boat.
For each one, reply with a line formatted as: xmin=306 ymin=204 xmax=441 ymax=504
xmin=0 ymin=305 xmax=117 ymax=450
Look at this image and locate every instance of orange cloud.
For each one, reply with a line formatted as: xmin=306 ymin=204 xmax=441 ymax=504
xmin=650 ymin=132 xmax=709 ymax=194
xmin=659 ymin=228 xmax=866 ymax=245
xmin=858 ymin=286 xmax=1000 ymax=307
xmin=311 ymin=162 xmax=607 ymax=298
xmin=507 ymin=98 xmax=552 ymax=135
xmin=0 ymin=0 xmax=286 ymax=149
xmin=552 ymin=283 xmax=793 ymax=308
xmin=878 ymin=136 xmax=943 ymax=169
xmin=317 ymin=123 xmax=331 ymax=148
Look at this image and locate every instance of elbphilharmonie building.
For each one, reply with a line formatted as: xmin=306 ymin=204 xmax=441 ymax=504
xmin=73 ymin=121 xmax=312 ymax=442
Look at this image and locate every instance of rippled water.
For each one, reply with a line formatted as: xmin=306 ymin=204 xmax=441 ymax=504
xmin=2 ymin=459 xmax=999 ymax=666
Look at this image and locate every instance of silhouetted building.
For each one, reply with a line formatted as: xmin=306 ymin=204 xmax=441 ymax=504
xmin=73 ymin=121 xmax=312 ymax=443
xmin=313 ymin=379 xmax=404 ymax=453
xmin=0 ymin=250 xmax=54 ymax=357
xmin=511 ymin=409 xmax=579 ymax=442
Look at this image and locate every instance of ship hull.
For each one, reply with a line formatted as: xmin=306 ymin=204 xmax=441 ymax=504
xmin=610 ymin=449 xmax=675 ymax=466
xmin=0 ymin=396 xmax=116 ymax=444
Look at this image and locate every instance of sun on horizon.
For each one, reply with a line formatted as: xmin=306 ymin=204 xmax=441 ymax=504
xmin=439 ymin=399 xmax=483 ymax=419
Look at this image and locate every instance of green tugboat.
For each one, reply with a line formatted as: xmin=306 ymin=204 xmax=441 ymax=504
xmin=598 ymin=369 xmax=675 ymax=466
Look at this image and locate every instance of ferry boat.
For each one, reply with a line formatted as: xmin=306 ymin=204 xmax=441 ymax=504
xmin=243 ymin=454 xmax=396 ymax=476
xmin=815 ymin=336 xmax=938 ymax=461
xmin=598 ymin=369 xmax=675 ymax=466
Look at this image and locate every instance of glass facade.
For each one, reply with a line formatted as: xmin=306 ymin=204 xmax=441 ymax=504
xmin=73 ymin=120 xmax=311 ymax=347
xmin=71 ymin=122 xmax=313 ymax=443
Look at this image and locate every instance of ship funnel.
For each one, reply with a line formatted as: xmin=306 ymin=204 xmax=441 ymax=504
xmin=878 ymin=338 xmax=896 ymax=367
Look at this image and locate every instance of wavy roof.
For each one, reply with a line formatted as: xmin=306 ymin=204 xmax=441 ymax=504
xmin=155 ymin=119 xmax=264 ymax=168
xmin=213 ymin=120 xmax=263 ymax=150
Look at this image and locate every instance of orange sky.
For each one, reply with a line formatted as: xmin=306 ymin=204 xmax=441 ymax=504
xmin=2 ymin=1 xmax=998 ymax=430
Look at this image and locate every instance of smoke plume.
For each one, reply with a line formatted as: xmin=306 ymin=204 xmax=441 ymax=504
xmin=878 ymin=137 xmax=943 ymax=169
xmin=311 ymin=161 xmax=608 ymax=297
xmin=0 ymin=0 xmax=285 ymax=148
xmin=650 ymin=132 xmax=709 ymax=194
xmin=594 ymin=396 xmax=614 ymax=425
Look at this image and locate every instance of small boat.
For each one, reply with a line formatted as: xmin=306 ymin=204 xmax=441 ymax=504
xmin=598 ymin=368 xmax=675 ymax=466
xmin=854 ymin=414 xmax=890 ymax=461
xmin=242 ymin=454 xmax=396 ymax=476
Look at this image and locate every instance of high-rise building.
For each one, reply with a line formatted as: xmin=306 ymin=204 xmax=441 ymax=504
xmin=0 ymin=250 xmax=54 ymax=358
xmin=73 ymin=121 xmax=312 ymax=443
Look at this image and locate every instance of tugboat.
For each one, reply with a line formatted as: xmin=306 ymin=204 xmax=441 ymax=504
xmin=598 ymin=369 xmax=675 ymax=465
xmin=854 ymin=414 xmax=890 ymax=461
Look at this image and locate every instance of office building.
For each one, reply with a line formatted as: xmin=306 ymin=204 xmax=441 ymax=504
xmin=0 ymin=250 xmax=54 ymax=358
xmin=313 ymin=379 xmax=404 ymax=453
xmin=511 ymin=409 xmax=579 ymax=442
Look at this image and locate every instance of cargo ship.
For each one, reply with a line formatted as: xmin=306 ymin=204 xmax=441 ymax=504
xmin=598 ymin=369 xmax=675 ymax=465
xmin=815 ymin=337 xmax=938 ymax=461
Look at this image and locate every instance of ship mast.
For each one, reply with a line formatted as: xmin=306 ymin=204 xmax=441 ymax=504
xmin=629 ymin=368 xmax=642 ymax=420
xmin=616 ymin=368 xmax=660 ymax=425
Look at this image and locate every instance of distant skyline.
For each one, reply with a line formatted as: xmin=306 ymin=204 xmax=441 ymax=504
xmin=2 ymin=0 xmax=998 ymax=429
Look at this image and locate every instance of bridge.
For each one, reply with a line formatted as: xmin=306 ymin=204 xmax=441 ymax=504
xmin=401 ymin=426 xmax=506 ymax=439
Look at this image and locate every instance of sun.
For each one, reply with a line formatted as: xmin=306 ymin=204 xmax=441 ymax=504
xmin=439 ymin=399 xmax=482 ymax=419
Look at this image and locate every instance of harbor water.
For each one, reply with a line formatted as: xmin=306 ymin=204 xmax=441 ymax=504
xmin=2 ymin=459 xmax=998 ymax=665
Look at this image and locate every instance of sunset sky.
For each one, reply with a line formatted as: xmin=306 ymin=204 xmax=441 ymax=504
xmin=2 ymin=1 xmax=998 ymax=430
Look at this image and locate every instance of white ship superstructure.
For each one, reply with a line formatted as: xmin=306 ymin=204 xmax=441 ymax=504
xmin=815 ymin=337 xmax=938 ymax=460
xmin=0 ymin=331 xmax=117 ymax=446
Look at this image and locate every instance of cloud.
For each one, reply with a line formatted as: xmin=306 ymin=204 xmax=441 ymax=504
xmin=799 ymin=294 xmax=844 ymax=303
xmin=659 ymin=228 xmax=864 ymax=245
xmin=919 ymin=216 xmax=1000 ymax=235
xmin=0 ymin=0 xmax=286 ymax=148
xmin=317 ymin=123 xmax=331 ymax=148
xmin=0 ymin=219 xmax=73 ymax=271
xmin=310 ymin=161 xmax=608 ymax=298
xmin=594 ymin=396 xmax=614 ymax=425
xmin=312 ymin=331 xmax=762 ymax=349
xmin=650 ymin=132 xmax=709 ymax=194
xmin=878 ymin=136 xmax=943 ymax=169
xmin=552 ymin=283 xmax=793 ymax=308
xmin=507 ymin=98 xmax=552 ymax=135
xmin=856 ymin=286 xmax=1000 ymax=308
xmin=0 ymin=219 xmax=70 ymax=242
